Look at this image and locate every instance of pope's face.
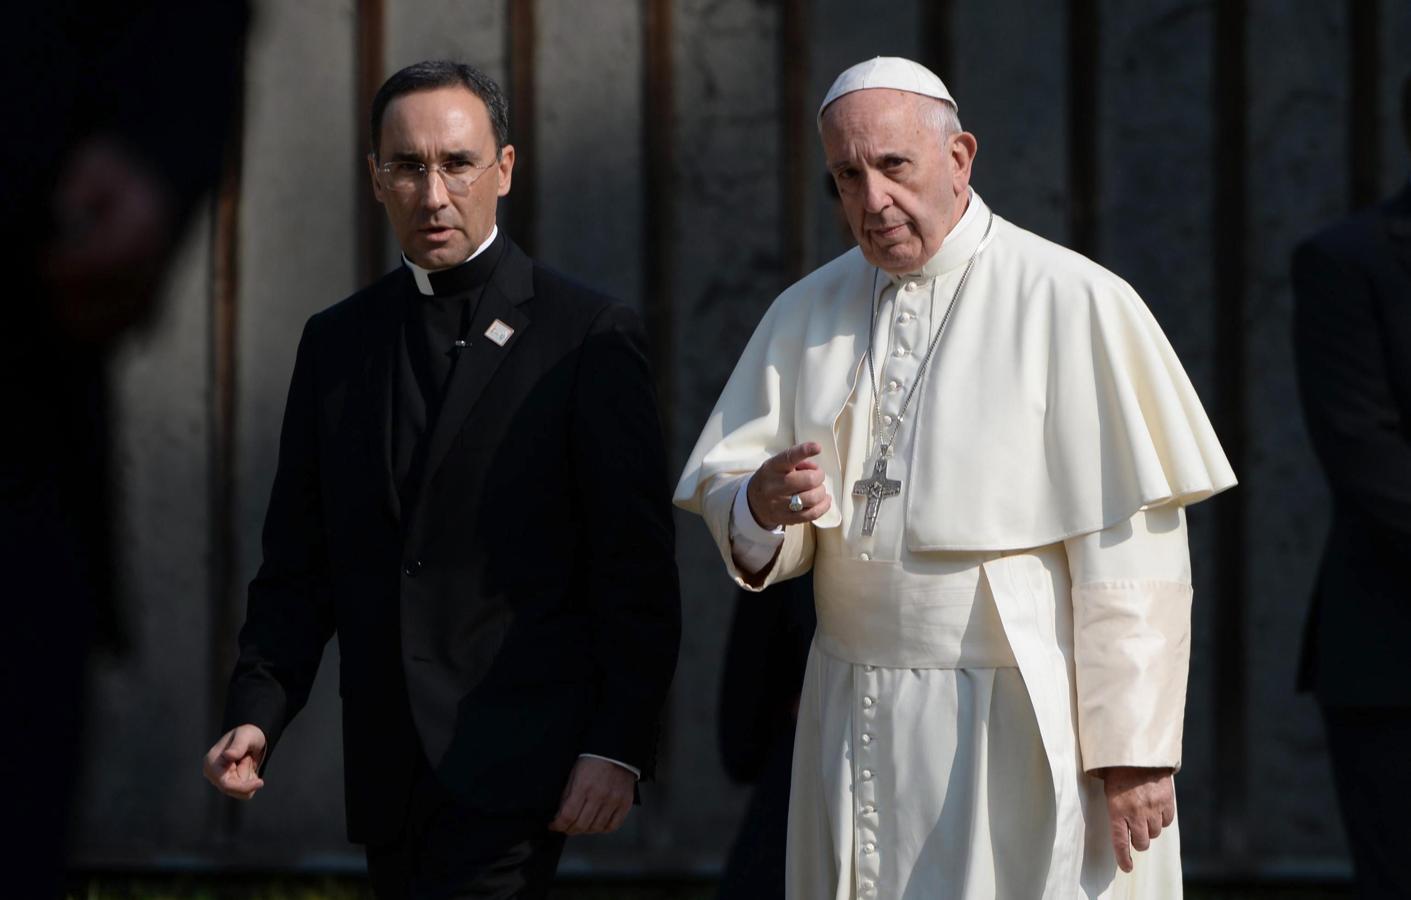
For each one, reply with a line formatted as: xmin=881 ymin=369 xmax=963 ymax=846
xmin=368 ymin=86 xmax=514 ymax=270
xmin=821 ymin=90 xmax=976 ymax=274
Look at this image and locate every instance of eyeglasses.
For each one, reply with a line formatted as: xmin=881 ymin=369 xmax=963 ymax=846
xmin=375 ymin=158 xmax=496 ymax=195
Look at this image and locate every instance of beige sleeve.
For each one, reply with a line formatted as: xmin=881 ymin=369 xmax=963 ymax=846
xmin=1063 ymin=503 xmax=1192 ymax=774
xmin=700 ymin=472 xmax=815 ymax=591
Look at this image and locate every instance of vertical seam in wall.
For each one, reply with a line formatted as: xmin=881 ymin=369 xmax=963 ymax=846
xmin=643 ymin=0 xmax=674 ymax=452
xmin=208 ymin=31 xmax=246 ymax=844
xmin=781 ymin=0 xmax=808 ymax=281
xmin=1212 ymin=0 xmax=1249 ymax=864
xmin=640 ymin=0 xmax=675 ymax=851
xmin=509 ymin=0 xmax=538 ymax=258
xmin=1067 ymin=0 xmax=1099 ymax=258
xmin=356 ymin=0 xmax=387 ymax=286
xmin=1349 ymin=0 xmax=1380 ymax=209
xmin=922 ymin=0 xmax=956 ymax=92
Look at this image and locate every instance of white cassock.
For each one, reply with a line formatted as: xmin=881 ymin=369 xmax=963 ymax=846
xmin=674 ymin=191 xmax=1236 ymax=899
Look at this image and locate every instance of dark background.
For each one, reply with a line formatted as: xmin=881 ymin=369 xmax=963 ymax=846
xmin=70 ymin=0 xmax=1410 ymax=889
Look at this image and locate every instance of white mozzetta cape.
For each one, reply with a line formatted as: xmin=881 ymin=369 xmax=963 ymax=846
xmin=674 ymin=199 xmax=1236 ymax=549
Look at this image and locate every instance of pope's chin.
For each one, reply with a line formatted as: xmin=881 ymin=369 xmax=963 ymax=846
xmin=865 ymin=239 xmax=923 ymax=274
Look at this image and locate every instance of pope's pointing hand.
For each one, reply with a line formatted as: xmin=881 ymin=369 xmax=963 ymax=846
xmin=747 ymin=442 xmax=833 ymax=530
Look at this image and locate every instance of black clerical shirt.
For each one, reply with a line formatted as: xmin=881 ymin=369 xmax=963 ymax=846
xmin=392 ymin=228 xmax=507 ymax=514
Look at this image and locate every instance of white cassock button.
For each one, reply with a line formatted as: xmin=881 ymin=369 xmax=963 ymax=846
xmin=881 ymin=414 xmax=893 ymax=426
xmin=859 ymin=552 xmax=871 ymax=561
xmin=894 ymin=347 xmax=908 ymax=358
xmin=863 ymin=804 xmax=877 ymax=814
xmin=864 ymin=665 xmax=876 ymax=672
xmin=862 ymin=696 xmax=875 ymax=707
xmin=864 ymin=841 xmax=877 ymax=853
xmin=861 ymin=768 xmax=873 ymax=780
xmin=898 ymin=311 xmax=914 ymax=323
xmin=886 ymin=380 xmax=901 ymax=393
xmin=903 ymin=281 xmax=916 ymax=292
xmin=862 ymin=733 xmax=873 ymax=744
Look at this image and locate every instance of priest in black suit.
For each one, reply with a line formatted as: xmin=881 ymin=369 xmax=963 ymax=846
xmin=201 ymin=60 xmax=680 ymax=899
xmin=1291 ymin=74 xmax=1411 ymax=900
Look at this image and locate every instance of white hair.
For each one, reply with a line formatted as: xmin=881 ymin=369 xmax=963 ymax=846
xmin=916 ymin=96 xmax=963 ymax=141
xmin=818 ymin=92 xmax=963 ymax=143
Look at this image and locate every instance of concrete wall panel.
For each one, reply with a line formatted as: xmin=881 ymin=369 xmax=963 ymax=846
xmin=534 ymin=0 xmax=645 ymax=308
xmin=232 ymin=0 xmax=360 ymax=859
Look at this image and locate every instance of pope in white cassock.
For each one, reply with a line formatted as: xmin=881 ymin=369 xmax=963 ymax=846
xmin=674 ymin=58 xmax=1236 ymax=899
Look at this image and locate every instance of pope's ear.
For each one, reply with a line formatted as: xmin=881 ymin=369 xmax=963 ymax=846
xmin=367 ymin=154 xmax=387 ymax=204
xmin=950 ymin=132 xmax=978 ymax=190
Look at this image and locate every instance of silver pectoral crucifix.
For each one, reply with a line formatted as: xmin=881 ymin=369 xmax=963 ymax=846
xmin=852 ymin=455 xmax=902 ymax=537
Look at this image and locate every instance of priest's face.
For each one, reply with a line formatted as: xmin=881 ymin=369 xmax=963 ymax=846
xmin=369 ymin=86 xmax=514 ymax=270
xmin=822 ymin=90 xmax=976 ymax=274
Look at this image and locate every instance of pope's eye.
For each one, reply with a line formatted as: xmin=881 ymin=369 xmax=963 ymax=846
xmin=388 ymin=162 xmax=421 ymax=177
xmin=442 ymin=159 xmax=474 ymax=175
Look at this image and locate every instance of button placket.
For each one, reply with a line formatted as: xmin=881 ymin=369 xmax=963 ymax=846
xmin=855 ymin=663 xmax=883 ymax=892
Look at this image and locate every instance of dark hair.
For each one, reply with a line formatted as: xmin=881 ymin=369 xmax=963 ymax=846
xmin=369 ymin=60 xmax=509 ymax=157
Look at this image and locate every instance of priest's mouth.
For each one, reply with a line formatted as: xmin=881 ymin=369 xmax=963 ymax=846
xmin=418 ymin=226 xmax=458 ymax=241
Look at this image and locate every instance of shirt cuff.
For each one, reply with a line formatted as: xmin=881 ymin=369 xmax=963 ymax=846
xmin=730 ymin=475 xmax=786 ymax=573
xmin=578 ymin=753 xmax=641 ymax=780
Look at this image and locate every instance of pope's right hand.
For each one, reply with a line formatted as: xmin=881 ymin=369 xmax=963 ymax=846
xmin=203 ymin=724 xmax=268 ymax=800
xmin=746 ymin=442 xmax=833 ymax=530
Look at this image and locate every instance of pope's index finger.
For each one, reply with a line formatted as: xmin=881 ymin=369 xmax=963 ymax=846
xmin=770 ymin=442 xmax=823 ymax=472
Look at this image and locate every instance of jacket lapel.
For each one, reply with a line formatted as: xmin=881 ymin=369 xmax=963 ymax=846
xmin=366 ymin=277 xmax=411 ymax=525
xmin=412 ymin=239 xmax=534 ymax=510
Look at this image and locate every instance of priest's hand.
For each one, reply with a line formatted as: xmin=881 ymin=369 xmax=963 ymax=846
xmin=747 ymin=442 xmax=834 ymax=529
xmin=548 ymin=757 xmax=635 ymax=835
xmin=1101 ymin=766 xmax=1175 ymax=873
xmin=202 ymin=724 xmax=268 ymax=800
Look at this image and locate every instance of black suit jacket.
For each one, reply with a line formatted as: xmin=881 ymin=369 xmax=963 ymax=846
xmin=223 ymin=238 xmax=681 ymax=843
xmin=1292 ymin=185 xmax=1411 ymax=707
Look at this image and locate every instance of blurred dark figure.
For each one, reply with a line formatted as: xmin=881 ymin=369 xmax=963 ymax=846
xmin=1291 ymin=74 xmax=1411 ymax=900
xmin=716 ymin=574 xmax=815 ymax=899
xmin=0 ymin=3 xmax=248 ymax=895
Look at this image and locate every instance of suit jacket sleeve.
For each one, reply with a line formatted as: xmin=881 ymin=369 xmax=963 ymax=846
xmin=221 ymin=319 xmax=335 ymax=762
xmin=1293 ymin=238 xmax=1411 ymax=549
xmin=1065 ymin=503 xmax=1192 ymax=774
xmin=569 ymin=304 xmax=682 ymax=776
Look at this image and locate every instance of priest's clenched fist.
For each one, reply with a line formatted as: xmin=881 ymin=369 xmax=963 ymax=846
xmin=746 ymin=442 xmax=834 ymax=529
xmin=203 ymin=724 xmax=267 ymax=801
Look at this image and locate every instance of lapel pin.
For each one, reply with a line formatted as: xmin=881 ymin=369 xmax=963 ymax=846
xmin=485 ymin=319 xmax=514 ymax=347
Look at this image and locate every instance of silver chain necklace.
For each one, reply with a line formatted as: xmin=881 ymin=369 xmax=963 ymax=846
xmin=852 ymin=210 xmax=994 ymax=537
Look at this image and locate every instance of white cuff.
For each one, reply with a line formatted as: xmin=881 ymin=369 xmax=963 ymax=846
xmin=730 ymin=475 xmax=785 ymax=574
xmin=578 ymin=753 xmax=641 ymax=780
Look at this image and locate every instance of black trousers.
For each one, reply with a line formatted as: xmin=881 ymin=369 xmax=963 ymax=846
xmin=1321 ymin=705 xmax=1411 ymax=899
xmin=365 ymin=754 xmax=567 ymax=900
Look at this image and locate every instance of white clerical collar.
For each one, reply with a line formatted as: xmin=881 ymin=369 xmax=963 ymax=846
xmin=403 ymin=225 xmax=499 ymax=296
xmin=886 ymin=188 xmax=987 ymax=285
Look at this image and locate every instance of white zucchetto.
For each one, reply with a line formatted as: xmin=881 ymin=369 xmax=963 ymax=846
xmin=818 ymin=56 xmax=957 ymax=124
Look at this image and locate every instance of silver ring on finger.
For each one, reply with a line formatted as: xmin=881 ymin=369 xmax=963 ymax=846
xmin=788 ymin=493 xmax=804 ymax=513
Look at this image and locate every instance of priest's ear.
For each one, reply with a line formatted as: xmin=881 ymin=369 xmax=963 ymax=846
xmin=494 ymin=144 xmax=515 ymax=199
xmin=947 ymin=131 xmax=978 ymax=197
xmin=367 ymin=153 xmax=388 ymax=205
